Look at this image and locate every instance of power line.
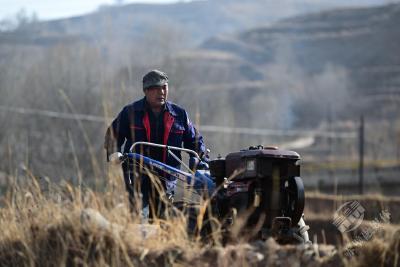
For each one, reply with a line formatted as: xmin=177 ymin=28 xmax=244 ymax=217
xmin=0 ymin=105 xmax=105 ymax=122
xmin=0 ymin=105 xmax=357 ymax=138
xmin=199 ymin=125 xmax=356 ymax=139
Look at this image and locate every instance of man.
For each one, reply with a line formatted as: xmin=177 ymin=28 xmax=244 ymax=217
xmin=104 ymin=69 xmax=206 ymax=219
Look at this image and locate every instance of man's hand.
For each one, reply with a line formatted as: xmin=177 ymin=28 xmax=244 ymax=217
xmin=200 ymin=149 xmax=211 ymax=163
xmin=109 ymin=152 xmax=123 ymax=164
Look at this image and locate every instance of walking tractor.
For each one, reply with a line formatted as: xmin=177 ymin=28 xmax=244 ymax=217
xmin=116 ymin=142 xmax=310 ymax=244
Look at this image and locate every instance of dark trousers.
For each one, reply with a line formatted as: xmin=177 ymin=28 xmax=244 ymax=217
xmin=122 ymin=161 xmax=166 ymax=220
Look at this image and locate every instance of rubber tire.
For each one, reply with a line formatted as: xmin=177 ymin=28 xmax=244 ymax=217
xmin=285 ymin=176 xmax=305 ymax=225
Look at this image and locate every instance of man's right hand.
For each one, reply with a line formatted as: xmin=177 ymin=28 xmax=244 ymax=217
xmin=109 ymin=152 xmax=123 ymax=164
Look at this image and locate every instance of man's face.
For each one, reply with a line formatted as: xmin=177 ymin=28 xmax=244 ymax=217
xmin=144 ymin=84 xmax=168 ymax=110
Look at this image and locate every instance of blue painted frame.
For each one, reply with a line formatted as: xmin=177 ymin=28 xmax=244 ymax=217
xmin=125 ymin=152 xmax=215 ymax=195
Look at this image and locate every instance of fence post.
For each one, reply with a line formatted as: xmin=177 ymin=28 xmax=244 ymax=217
xmin=358 ymin=115 xmax=364 ymax=195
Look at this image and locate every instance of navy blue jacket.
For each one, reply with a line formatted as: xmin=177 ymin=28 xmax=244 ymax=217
xmin=104 ymin=97 xmax=206 ymax=169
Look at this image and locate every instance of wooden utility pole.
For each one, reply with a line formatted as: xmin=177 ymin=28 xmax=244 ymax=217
xmin=358 ymin=115 xmax=365 ymax=195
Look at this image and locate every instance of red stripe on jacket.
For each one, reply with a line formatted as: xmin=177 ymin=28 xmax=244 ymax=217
xmin=163 ymin=112 xmax=175 ymax=162
xmin=142 ymin=112 xmax=151 ymax=142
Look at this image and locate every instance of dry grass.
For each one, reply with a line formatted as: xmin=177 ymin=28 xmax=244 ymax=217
xmin=0 ymin=173 xmax=399 ymax=266
xmin=305 ymin=192 xmax=400 ymax=224
xmin=0 ymin=172 xmax=199 ymax=266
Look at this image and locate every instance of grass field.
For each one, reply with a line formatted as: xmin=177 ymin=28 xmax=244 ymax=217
xmin=0 ymin=173 xmax=399 ymax=267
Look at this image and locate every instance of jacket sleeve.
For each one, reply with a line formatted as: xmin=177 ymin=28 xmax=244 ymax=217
xmin=104 ymin=107 xmax=129 ymax=161
xmin=182 ymin=111 xmax=206 ymax=156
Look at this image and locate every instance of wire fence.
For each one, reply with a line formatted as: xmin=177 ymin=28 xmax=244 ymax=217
xmin=0 ymin=105 xmax=357 ymax=139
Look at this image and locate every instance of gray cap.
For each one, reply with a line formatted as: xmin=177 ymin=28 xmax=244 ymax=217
xmin=142 ymin=70 xmax=168 ymax=90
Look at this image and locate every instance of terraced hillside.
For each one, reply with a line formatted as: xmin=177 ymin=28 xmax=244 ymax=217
xmin=202 ymin=3 xmax=400 ymax=121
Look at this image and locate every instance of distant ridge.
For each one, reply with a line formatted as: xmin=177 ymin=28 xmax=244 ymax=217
xmin=202 ymin=3 xmax=400 ymax=94
xmin=2 ymin=0 xmax=396 ymax=46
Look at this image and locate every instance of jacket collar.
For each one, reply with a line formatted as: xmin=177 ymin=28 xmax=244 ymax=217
xmin=134 ymin=97 xmax=177 ymax=116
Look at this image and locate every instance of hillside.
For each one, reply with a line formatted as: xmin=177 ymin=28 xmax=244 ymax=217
xmin=201 ymin=3 xmax=400 ymax=121
xmin=1 ymin=0 xmax=396 ymax=46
